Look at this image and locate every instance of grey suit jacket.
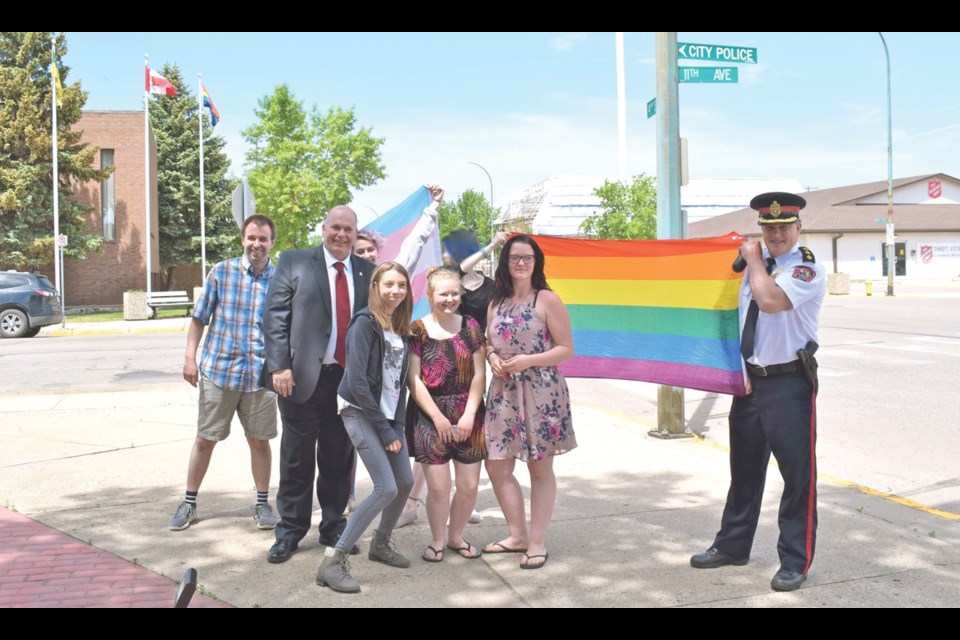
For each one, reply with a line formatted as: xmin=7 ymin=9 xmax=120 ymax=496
xmin=260 ymin=246 xmax=372 ymax=404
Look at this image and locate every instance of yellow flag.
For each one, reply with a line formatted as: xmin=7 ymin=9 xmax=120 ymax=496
xmin=51 ymin=63 xmax=63 ymax=107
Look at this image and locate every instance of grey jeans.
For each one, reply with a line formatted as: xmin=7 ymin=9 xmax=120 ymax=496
xmin=336 ymin=407 xmax=414 ymax=552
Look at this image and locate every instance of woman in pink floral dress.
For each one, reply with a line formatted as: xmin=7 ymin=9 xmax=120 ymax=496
xmin=482 ymin=234 xmax=575 ymax=570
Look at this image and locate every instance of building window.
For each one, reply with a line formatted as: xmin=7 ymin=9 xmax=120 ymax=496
xmin=101 ymin=149 xmax=115 ymax=241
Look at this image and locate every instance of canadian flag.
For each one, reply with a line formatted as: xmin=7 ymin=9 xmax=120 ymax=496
xmin=145 ymin=67 xmax=178 ymax=97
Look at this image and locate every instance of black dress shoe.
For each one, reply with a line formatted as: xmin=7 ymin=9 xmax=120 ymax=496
xmin=771 ymin=568 xmax=807 ymax=592
xmin=319 ymin=533 xmax=360 ymax=556
xmin=690 ymin=547 xmax=749 ymax=569
xmin=267 ymin=538 xmax=299 ymax=564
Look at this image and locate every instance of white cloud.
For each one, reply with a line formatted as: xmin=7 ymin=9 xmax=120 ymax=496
xmin=550 ymin=33 xmax=589 ymax=53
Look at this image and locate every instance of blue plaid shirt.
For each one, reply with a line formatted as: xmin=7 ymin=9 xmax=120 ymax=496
xmin=193 ymin=255 xmax=275 ymax=391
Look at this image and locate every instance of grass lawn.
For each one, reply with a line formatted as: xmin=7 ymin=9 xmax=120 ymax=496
xmin=66 ymin=308 xmax=192 ymax=322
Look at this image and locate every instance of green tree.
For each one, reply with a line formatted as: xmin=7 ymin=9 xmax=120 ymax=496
xmin=242 ymin=84 xmax=385 ymax=253
xmin=438 ymin=189 xmax=497 ymax=246
xmin=0 ymin=32 xmax=110 ymax=270
xmin=149 ymin=63 xmax=237 ymax=284
xmin=579 ymin=173 xmax=658 ymax=240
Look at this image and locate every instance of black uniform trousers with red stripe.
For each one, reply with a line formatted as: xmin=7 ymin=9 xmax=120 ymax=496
xmin=712 ymin=369 xmax=818 ymax=574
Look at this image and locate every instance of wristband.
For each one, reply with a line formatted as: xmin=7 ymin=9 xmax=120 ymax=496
xmin=486 ymin=350 xmax=498 ymax=362
xmin=481 ymin=247 xmax=490 ymax=259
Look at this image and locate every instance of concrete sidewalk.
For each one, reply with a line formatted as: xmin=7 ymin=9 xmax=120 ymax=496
xmin=4 ymin=276 xmax=958 ymax=608
xmin=1 ymin=383 xmax=958 ymax=608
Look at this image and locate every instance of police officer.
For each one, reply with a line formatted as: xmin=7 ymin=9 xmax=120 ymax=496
xmin=690 ymin=192 xmax=826 ymax=592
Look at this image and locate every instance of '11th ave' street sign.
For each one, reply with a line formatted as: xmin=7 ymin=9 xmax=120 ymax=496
xmin=678 ymin=42 xmax=758 ymax=64
xmin=679 ymin=66 xmax=738 ymax=83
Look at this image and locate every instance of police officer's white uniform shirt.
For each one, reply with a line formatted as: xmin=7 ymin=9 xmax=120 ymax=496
xmin=740 ymin=242 xmax=826 ymax=367
xmin=321 ymin=245 xmax=355 ymax=366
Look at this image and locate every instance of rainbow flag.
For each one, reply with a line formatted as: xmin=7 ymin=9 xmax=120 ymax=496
xmin=536 ymin=233 xmax=747 ymax=396
xmin=201 ymin=84 xmax=220 ymax=127
xmin=365 ymin=187 xmax=441 ymax=319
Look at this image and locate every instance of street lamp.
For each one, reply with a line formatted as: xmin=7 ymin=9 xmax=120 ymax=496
xmin=467 ymin=161 xmax=495 ymax=240
xmin=879 ymin=32 xmax=895 ymax=296
xmin=467 ymin=161 xmax=494 ymax=210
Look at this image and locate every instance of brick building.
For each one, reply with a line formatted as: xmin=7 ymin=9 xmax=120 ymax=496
xmin=62 ymin=111 xmax=159 ymax=306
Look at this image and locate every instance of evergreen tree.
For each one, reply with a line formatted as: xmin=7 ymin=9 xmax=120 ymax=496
xmin=0 ymin=32 xmax=109 ymax=270
xmin=579 ymin=173 xmax=658 ymax=240
xmin=149 ymin=63 xmax=237 ymax=284
xmin=242 ymin=84 xmax=385 ymax=253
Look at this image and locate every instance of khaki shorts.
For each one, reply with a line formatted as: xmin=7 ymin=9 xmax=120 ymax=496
xmin=197 ymin=375 xmax=278 ymax=441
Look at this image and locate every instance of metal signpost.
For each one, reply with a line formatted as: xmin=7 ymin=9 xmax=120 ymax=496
xmin=56 ymin=234 xmax=67 ymax=322
xmin=652 ymin=36 xmax=758 ymax=437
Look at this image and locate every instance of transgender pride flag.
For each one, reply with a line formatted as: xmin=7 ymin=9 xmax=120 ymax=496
xmin=536 ymin=233 xmax=747 ymax=396
xmin=364 ymin=187 xmax=441 ymax=319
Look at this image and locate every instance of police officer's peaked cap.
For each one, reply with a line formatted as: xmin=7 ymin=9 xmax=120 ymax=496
xmin=749 ymin=192 xmax=806 ymax=225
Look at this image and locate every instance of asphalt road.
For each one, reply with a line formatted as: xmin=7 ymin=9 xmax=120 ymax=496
xmin=4 ymin=288 xmax=959 ymax=514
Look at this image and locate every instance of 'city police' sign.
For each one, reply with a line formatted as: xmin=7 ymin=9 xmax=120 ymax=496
xmin=678 ymin=42 xmax=757 ymax=64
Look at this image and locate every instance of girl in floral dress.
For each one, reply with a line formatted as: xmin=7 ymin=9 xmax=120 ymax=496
xmin=406 ymin=267 xmax=487 ymax=562
xmin=482 ymin=235 xmax=576 ymax=570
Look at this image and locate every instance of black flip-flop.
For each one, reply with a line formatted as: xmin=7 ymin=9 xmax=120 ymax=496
xmin=421 ymin=545 xmax=443 ymax=563
xmin=447 ymin=540 xmax=482 ymax=559
xmin=520 ymin=552 xmax=548 ymax=570
xmin=482 ymin=541 xmax=527 ymax=554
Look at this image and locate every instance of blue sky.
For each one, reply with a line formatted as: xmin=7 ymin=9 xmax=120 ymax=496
xmin=64 ymin=32 xmax=960 ymax=227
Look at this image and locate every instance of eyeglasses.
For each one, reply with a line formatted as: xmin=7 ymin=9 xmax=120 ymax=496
xmin=508 ymin=255 xmax=535 ymax=265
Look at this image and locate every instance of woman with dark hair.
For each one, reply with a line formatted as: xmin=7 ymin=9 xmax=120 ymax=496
xmin=482 ymin=234 xmax=576 ymax=570
xmin=317 ymin=261 xmax=414 ymax=593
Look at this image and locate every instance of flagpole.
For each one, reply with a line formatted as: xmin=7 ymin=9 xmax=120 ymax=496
xmin=144 ymin=54 xmax=152 ymax=294
xmin=51 ymin=36 xmax=62 ymax=313
xmin=198 ymin=74 xmax=207 ymax=278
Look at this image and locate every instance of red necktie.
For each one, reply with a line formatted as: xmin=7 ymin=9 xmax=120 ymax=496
xmin=334 ymin=262 xmax=350 ymax=368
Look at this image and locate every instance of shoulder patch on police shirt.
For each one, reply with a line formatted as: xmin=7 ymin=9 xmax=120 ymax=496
xmin=799 ymin=246 xmax=816 ymax=263
xmin=792 ymin=265 xmax=816 ymax=282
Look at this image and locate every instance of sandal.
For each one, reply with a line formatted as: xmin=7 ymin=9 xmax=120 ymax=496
xmin=482 ymin=540 xmax=527 ymax=554
xmin=447 ymin=540 xmax=482 ymax=559
xmin=421 ymin=545 xmax=443 ymax=563
xmin=520 ymin=552 xmax=549 ymax=570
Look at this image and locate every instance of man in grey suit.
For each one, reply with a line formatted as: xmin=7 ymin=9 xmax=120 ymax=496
xmin=261 ymin=205 xmax=373 ymax=563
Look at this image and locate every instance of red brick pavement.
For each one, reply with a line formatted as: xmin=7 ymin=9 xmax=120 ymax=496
xmin=0 ymin=507 xmax=232 ymax=608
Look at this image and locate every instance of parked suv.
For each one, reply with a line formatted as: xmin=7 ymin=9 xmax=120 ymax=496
xmin=0 ymin=271 xmax=63 ymax=338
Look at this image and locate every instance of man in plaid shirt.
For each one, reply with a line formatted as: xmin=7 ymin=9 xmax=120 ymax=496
xmin=169 ymin=215 xmax=281 ymax=532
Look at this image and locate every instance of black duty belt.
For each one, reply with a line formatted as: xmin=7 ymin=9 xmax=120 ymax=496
xmin=746 ymin=360 xmax=800 ymax=377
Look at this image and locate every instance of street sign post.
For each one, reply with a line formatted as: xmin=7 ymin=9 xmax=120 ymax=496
xmin=231 ymin=178 xmax=256 ymax=229
xmin=679 ymin=66 xmax=739 ymax=83
xmin=678 ymin=42 xmax=757 ymax=64
xmin=647 ymin=98 xmax=656 ymax=119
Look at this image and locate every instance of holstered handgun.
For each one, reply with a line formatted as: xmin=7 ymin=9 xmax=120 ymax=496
xmin=796 ymin=340 xmax=819 ymax=386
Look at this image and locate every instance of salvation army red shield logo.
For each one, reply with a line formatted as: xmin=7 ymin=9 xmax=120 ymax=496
xmin=920 ymin=244 xmax=933 ymax=263
xmin=928 ymin=180 xmax=942 ymax=199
